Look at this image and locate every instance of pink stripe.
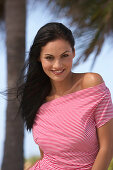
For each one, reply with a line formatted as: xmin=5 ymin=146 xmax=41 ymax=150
xmin=31 ymin=82 xmax=113 ymax=169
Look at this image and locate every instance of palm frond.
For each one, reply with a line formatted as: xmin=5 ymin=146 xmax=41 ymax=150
xmin=48 ymin=0 xmax=113 ymax=68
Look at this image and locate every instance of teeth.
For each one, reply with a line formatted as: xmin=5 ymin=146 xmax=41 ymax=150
xmin=52 ymin=70 xmax=64 ymax=73
xmin=55 ymin=70 xmax=63 ymax=73
xmin=51 ymin=69 xmax=65 ymax=75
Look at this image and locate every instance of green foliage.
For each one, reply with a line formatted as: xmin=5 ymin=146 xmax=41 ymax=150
xmin=108 ymin=158 xmax=113 ymax=170
xmin=25 ymin=155 xmax=40 ymax=164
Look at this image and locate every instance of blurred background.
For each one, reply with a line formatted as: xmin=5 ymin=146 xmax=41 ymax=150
xmin=0 ymin=0 xmax=113 ymax=169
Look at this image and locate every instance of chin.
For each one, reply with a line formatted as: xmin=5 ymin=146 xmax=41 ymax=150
xmin=50 ymin=76 xmax=69 ymax=82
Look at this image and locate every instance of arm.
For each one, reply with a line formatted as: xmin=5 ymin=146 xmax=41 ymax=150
xmin=82 ymin=73 xmax=113 ymax=169
xmin=39 ymin=146 xmax=44 ymax=159
xmin=92 ymin=118 xmax=113 ymax=170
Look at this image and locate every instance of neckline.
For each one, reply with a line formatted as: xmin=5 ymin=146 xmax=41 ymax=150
xmin=40 ymin=81 xmax=106 ymax=108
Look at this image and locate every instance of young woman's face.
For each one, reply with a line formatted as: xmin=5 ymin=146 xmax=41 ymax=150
xmin=39 ymin=39 xmax=75 ymax=82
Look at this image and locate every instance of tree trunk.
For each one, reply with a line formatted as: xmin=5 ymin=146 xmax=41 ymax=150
xmin=2 ymin=0 xmax=26 ymax=169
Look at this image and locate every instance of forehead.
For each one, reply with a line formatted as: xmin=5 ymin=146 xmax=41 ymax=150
xmin=41 ymin=39 xmax=72 ymax=55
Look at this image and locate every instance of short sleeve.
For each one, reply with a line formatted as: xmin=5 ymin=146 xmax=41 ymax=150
xmin=94 ymin=87 xmax=113 ymax=128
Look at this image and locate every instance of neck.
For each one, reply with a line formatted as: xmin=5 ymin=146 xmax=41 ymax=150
xmin=50 ymin=72 xmax=74 ymax=96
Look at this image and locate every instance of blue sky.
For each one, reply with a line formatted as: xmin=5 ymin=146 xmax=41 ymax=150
xmin=0 ymin=1 xmax=113 ymax=167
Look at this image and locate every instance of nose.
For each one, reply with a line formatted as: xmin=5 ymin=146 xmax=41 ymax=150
xmin=53 ymin=59 xmax=63 ymax=69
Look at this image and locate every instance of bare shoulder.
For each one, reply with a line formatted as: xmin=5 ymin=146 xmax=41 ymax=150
xmin=81 ymin=72 xmax=104 ymax=89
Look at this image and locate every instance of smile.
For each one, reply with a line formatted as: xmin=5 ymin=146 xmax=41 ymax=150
xmin=51 ymin=69 xmax=65 ymax=75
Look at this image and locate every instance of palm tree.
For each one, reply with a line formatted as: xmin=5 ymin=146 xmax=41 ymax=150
xmin=0 ymin=0 xmax=25 ymax=169
xmin=48 ymin=0 xmax=113 ymax=70
xmin=1 ymin=0 xmax=113 ymax=169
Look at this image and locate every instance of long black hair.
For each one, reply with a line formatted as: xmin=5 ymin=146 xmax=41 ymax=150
xmin=17 ymin=22 xmax=75 ymax=131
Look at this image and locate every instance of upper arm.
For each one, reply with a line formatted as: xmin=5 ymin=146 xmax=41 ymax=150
xmin=83 ymin=72 xmax=113 ymax=150
xmin=96 ymin=118 xmax=113 ymax=151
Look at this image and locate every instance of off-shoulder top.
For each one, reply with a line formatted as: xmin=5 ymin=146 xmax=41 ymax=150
xmin=30 ymin=82 xmax=113 ymax=170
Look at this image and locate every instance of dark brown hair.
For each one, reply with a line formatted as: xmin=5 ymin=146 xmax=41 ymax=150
xmin=17 ymin=22 xmax=75 ymax=130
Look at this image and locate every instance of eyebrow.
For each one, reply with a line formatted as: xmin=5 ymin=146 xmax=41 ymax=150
xmin=45 ymin=50 xmax=71 ymax=56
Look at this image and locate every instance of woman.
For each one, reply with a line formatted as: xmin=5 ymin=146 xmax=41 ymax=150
xmin=19 ymin=22 xmax=113 ymax=169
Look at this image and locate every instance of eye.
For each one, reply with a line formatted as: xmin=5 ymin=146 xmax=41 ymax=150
xmin=45 ymin=56 xmax=53 ymax=60
xmin=62 ymin=54 xmax=69 ymax=57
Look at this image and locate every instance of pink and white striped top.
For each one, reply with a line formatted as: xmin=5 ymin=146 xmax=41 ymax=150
xmin=30 ymin=82 xmax=113 ymax=170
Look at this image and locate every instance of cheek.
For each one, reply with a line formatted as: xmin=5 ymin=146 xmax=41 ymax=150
xmin=64 ymin=57 xmax=73 ymax=66
xmin=41 ymin=61 xmax=51 ymax=70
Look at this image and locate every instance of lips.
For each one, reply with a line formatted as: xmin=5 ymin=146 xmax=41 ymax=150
xmin=51 ymin=69 xmax=65 ymax=75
